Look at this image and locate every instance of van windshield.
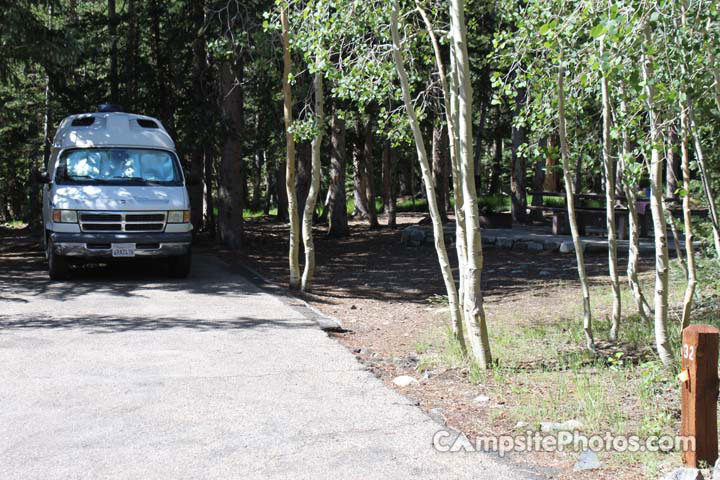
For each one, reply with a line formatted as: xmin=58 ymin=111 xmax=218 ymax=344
xmin=56 ymin=148 xmax=183 ymax=186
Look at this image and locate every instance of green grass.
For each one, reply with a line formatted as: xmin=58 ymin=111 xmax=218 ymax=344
xmin=239 ymin=192 xmax=610 ymax=219
xmin=1 ymin=220 xmax=26 ymax=228
xmin=243 ymin=207 xmax=277 ymax=219
xmin=415 ymin=258 xmax=720 ymax=475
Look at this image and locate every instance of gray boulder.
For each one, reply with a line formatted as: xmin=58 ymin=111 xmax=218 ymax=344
xmin=560 ymin=240 xmax=585 ymax=253
xmin=527 ymin=241 xmax=544 ymax=252
xmin=543 ymin=240 xmax=561 ymax=251
xmin=392 ymin=375 xmax=418 ymax=387
xmin=573 ymin=450 xmax=601 ymax=471
xmin=660 ymin=468 xmax=704 ymax=480
xmin=540 ymin=419 xmax=583 ymax=432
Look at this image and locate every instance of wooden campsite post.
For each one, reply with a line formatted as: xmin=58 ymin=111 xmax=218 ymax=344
xmin=680 ymin=324 xmax=720 ymax=467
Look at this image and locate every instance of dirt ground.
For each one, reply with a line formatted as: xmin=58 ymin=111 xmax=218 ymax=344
xmin=234 ymin=213 xmax=666 ymax=479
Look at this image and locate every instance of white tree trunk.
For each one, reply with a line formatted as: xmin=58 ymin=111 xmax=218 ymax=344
xmin=600 ymin=63 xmax=621 ymax=341
xmin=641 ymin=30 xmax=672 ymax=366
xmin=625 ymin=188 xmax=652 ymax=319
xmin=281 ymin=7 xmax=301 ymax=290
xmin=557 ymin=66 xmax=594 ymax=351
xmin=449 ymin=30 xmax=467 ymax=315
xmin=665 ymin=200 xmax=687 ymax=278
xmin=449 ymin=0 xmax=492 ymax=367
xmin=680 ymin=100 xmax=696 ymax=330
xmin=416 ymin=2 xmax=465 ymax=347
xmin=390 ymin=0 xmax=463 ymax=350
xmin=618 ymin=95 xmax=651 ymax=321
xmin=301 ymin=67 xmax=324 ymax=292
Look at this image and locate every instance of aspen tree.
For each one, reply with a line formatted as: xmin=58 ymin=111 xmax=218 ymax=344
xmin=641 ymin=26 xmax=672 ymax=366
xmin=281 ymin=6 xmax=301 ymax=290
xmin=390 ymin=0 xmax=464 ymax=351
xmin=449 ymin=0 xmax=492 ymax=366
xmin=301 ymin=65 xmax=324 ymax=292
xmin=557 ymin=64 xmax=594 ymax=351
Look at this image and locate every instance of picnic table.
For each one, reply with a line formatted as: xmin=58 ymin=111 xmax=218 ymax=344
xmin=528 ymin=192 xmax=708 ymax=239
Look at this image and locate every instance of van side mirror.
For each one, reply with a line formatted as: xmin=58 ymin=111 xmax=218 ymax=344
xmin=33 ymin=169 xmax=50 ymax=184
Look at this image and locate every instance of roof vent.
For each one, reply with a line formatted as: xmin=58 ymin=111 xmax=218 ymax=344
xmin=98 ymin=104 xmax=124 ymax=113
xmin=136 ymin=119 xmax=159 ymax=129
xmin=71 ymin=116 xmax=95 ymax=127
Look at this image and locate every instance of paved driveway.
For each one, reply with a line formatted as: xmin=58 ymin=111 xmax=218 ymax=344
xmin=0 ymin=242 xmax=543 ymax=479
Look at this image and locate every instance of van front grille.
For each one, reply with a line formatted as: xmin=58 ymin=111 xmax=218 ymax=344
xmin=125 ymin=223 xmax=164 ymax=231
xmin=79 ymin=211 xmax=167 ymax=233
xmin=125 ymin=213 xmax=165 ymax=222
xmin=83 ymin=223 xmax=122 ymax=231
xmin=80 ymin=213 xmax=122 ymax=222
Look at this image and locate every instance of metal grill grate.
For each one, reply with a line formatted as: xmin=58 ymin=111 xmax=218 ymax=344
xmin=79 ymin=211 xmax=167 ymax=233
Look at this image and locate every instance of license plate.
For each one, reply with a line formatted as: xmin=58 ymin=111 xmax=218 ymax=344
xmin=111 ymin=243 xmax=136 ymax=257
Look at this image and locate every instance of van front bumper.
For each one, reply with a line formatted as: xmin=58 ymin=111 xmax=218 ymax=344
xmin=50 ymin=232 xmax=192 ymax=257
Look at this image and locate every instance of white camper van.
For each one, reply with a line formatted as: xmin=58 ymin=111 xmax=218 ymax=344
xmin=39 ymin=107 xmax=192 ymax=280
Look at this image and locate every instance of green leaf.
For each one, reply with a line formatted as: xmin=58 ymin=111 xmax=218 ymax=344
xmin=590 ymin=23 xmax=607 ymax=39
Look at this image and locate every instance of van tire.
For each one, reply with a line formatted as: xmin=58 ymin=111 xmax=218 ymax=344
xmin=168 ymin=252 xmax=191 ymax=278
xmin=47 ymin=238 xmax=70 ymax=280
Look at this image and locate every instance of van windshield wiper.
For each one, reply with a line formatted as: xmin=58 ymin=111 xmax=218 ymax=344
xmin=111 ymin=176 xmax=151 ymax=183
xmin=65 ymin=175 xmax=106 ymax=183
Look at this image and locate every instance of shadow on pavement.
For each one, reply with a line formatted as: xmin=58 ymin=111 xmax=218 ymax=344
xmin=0 ymin=228 xmax=261 ymax=302
xmin=0 ymin=314 xmax=316 ymax=333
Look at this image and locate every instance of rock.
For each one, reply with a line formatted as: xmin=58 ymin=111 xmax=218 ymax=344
xmin=410 ymin=228 xmax=426 ymax=243
xmin=538 ymin=270 xmax=553 ymax=277
xmin=350 ymin=305 xmax=357 ymax=310
xmin=428 ymin=407 xmax=445 ymax=424
xmin=660 ymin=468 xmax=704 ymax=480
xmin=573 ymin=450 xmax=601 ymax=471
xmin=496 ymin=238 xmax=514 ymax=249
xmin=540 ymin=419 xmax=583 ymax=432
xmin=544 ymin=240 xmax=561 ymax=251
xmin=392 ymin=375 xmax=418 ymax=387
xmin=559 ymin=241 xmax=573 ymax=253
xmin=559 ymin=240 xmax=585 ymax=253
xmin=473 ymin=395 xmax=490 ymax=404
xmin=527 ymin=241 xmax=544 ymax=252
xmin=714 ymin=458 xmax=720 ymax=480
xmin=402 ymin=227 xmax=427 ymax=247
xmin=514 ymin=421 xmax=529 ymax=430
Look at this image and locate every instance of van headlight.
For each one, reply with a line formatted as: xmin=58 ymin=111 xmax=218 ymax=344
xmin=167 ymin=210 xmax=190 ymax=223
xmin=52 ymin=209 xmax=78 ymax=223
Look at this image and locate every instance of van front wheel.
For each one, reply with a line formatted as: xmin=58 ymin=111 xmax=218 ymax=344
xmin=47 ymin=238 xmax=70 ymax=280
xmin=168 ymin=252 xmax=191 ymax=278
